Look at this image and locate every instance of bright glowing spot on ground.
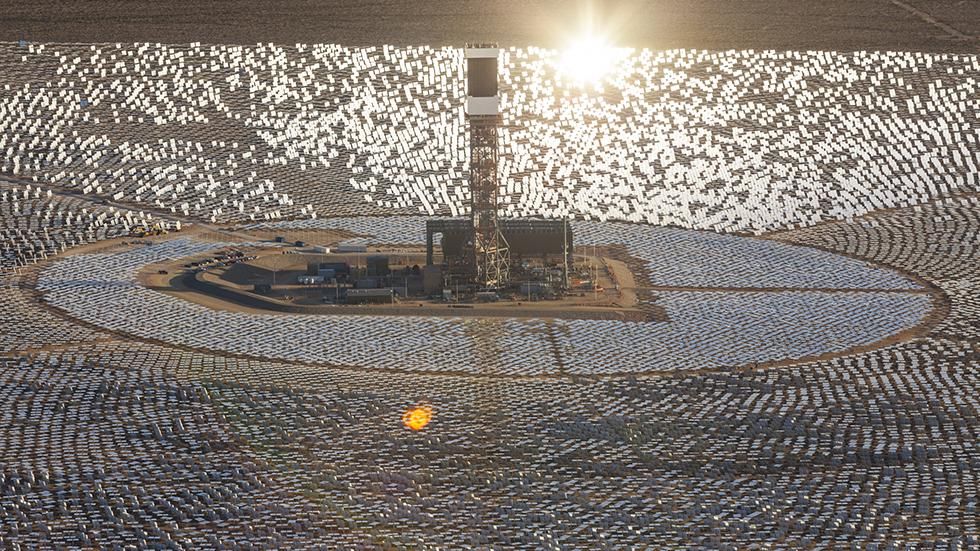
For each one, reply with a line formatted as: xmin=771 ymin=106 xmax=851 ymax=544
xmin=557 ymin=34 xmax=629 ymax=87
xmin=402 ymin=405 xmax=433 ymax=431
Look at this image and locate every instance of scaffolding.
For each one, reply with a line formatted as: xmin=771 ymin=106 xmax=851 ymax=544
xmin=469 ymin=115 xmax=509 ymax=288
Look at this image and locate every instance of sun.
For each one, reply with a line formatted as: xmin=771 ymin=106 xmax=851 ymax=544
xmin=556 ymin=34 xmax=629 ymax=87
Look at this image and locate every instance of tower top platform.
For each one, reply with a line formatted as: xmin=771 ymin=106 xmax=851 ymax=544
xmin=465 ymin=44 xmax=499 ymax=58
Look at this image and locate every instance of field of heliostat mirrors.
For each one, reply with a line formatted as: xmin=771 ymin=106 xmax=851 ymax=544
xmin=0 ymin=41 xmax=979 ymax=548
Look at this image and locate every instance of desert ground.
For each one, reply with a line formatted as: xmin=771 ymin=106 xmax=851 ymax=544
xmin=0 ymin=0 xmax=976 ymax=52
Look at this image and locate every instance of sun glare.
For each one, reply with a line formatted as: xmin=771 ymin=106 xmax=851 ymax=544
xmin=557 ymin=34 xmax=628 ymax=87
xmin=402 ymin=404 xmax=433 ymax=431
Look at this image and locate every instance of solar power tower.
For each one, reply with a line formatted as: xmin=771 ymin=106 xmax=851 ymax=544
xmin=465 ymin=44 xmax=510 ymax=288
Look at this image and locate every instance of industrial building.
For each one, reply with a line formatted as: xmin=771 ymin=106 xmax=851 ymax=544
xmin=426 ymin=217 xmax=572 ymax=288
xmin=345 ymin=288 xmax=395 ymax=304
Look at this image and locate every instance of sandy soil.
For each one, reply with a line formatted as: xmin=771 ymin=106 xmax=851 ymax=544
xmin=602 ymin=257 xmax=638 ymax=307
xmin=1 ymin=1 xmax=976 ymax=52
